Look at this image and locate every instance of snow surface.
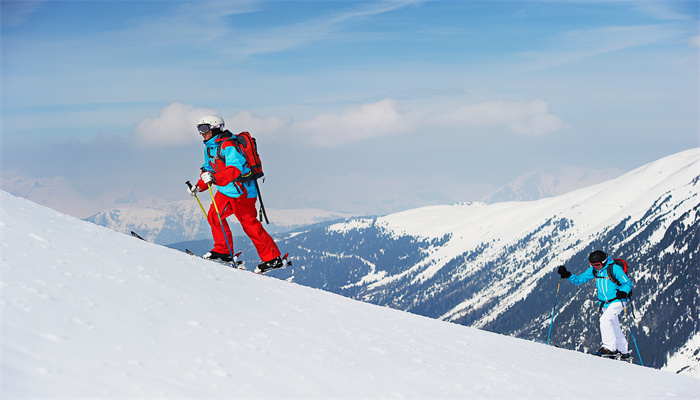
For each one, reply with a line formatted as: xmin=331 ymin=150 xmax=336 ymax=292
xmin=2 ymin=191 xmax=699 ymax=398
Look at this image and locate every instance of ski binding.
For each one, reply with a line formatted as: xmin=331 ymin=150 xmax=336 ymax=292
xmin=254 ymin=253 xmax=291 ymax=274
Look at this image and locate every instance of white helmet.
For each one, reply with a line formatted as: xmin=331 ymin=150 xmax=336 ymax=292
xmin=196 ymin=115 xmax=224 ymax=133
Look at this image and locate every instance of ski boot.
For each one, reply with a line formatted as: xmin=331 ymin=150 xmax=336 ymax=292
xmin=616 ymin=351 xmax=633 ymax=363
xmin=595 ymin=347 xmax=617 ymax=359
xmin=254 ymin=256 xmax=285 ymax=274
xmin=203 ymin=251 xmax=233 ymax=263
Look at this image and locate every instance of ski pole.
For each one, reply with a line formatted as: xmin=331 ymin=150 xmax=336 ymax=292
xmin=253 ymin=179 xmax=269 ymax=224
xmin=186 ymin=181 xmax=208 ymax=219
xmin=621 ymin=301 xmax=644 ymax=366
xmin=547 ymin=277 xmax=562 ymax=345
xmin=206 ymin=180 xmax=236 ymax=264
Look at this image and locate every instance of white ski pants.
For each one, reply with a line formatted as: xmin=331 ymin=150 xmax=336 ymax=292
xmin=599 ymin=301 xmax=629 ymax=354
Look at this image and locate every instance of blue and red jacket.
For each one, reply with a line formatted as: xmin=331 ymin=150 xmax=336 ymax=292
xmin=567 ymin=257 xmax=633 ymax=306
xmin=196 ymin=132 xmax=257 ymax=199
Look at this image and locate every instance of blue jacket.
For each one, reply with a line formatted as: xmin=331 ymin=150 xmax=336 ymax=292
xmin=201 ymin=133 xmax=257 ymax=199
xmin=568 ymin=257 xmax=633 ymax=306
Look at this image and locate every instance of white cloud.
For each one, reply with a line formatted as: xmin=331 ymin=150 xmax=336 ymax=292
xmin=135 ymin=97 xmax=565 ymax=149
xmin=131 ymin=103 xmax=216 ymax=147
xmin=435 ymin=99 xmax=566 ymax=136
xmin=227 ymin=110 xmax=292 ymax=139
xmin=289 ymin=99 xmax=412 ymax=147
xmin=690 ymin=36 xmax=699 ymax=48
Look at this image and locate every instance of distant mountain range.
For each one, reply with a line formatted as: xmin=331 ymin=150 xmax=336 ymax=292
xmin=80 ymin=165 xmax=622 ymax=245
xmin=237 ymin=148 xmax=698 ymax=375
xmin=486 ymin=165 xmax=624 ymax=203
xmin=3 ymin=163 xmax=621 ymax=229
xmin=0 ymin=174 xmax=162 ymax=219
xmin=85 ymin=200 xmax=357 ymax=244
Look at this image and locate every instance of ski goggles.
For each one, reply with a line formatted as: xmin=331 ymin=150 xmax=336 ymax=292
xmin=589 ymin=262 xmax=604 ymax=268
xmin=197 ymin=124 xmax=213 ymax=134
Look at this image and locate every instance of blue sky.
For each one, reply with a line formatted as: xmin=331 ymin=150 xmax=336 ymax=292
xmin=1 ymin=0 xmax=698 ymax=216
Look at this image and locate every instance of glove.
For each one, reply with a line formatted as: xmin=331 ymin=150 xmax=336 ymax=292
xmin=557 ymin=265 xmax=571 ymax=279
xmin=187 ymin=184 xmax=200 ymax=197
xmin=200 ymin=171 xmax=215 ymax=185
xmin=616 ymin=290 xmax=628 ymax=299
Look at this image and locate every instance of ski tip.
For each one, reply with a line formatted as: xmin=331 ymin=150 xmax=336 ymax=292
xmin=130 ymin=231 xmax=145 ymax=240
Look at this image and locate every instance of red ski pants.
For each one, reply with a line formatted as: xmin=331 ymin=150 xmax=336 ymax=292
xmin=208 ymin=191 xmax=280 ymax=262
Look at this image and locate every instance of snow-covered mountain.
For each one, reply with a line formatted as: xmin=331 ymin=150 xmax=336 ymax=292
xmin=2 ymin=191 xmax=698 ymax=397
xmin=260 ymin=148 xmax=700 ymax=375
xmin=1 ymin=174 xmax=163 ymax=219
xmin=485 ymin=165 xmax=624 ymax=203
xmin=85 ymin=200 xmax=356 ymax=244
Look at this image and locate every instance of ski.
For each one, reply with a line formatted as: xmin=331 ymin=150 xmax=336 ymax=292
xmin=130 ymin=231 xmax=146 ymax=241
xmin=131 ymin=230 xmax=205 ymax=260
xmin=595 ymin=351 xmax=634 ymax=363
xmin=215 ymin=258 xmax=246 ymax=270
xmin=131 ymin=230 xmax=248 ymax=271
xmin=188 ymin=250 xmax=246 ymax=270
xmin=598 ymin=354 xmax=634 ymax=363
xmin=134 ymin=232 xmax=289 ymax=277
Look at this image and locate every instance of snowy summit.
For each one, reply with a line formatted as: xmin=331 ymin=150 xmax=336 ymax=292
xmin=2 ymin=191 xmax=698 ymax=398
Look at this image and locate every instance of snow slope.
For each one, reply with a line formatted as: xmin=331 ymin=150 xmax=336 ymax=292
xmin=2 ymin=192 xmax=698 ymax=398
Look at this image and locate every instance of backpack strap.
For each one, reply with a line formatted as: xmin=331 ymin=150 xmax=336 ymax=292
xmin=214 ymin=131 xmax=235 ymax=162
xmin=594 ymin=263 xmax=634 ymax=313
xmin=607 ymin=263 xmax=621 ymax=286
xmin=213 ymin=131 xmax=257 ymax=184
xmin=593 ymin=263 xmax=622 ymax=286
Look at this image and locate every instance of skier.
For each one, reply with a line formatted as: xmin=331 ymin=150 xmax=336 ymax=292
xmin=557 ymin=250 xmax=633 ymax=359
xmin=187 ymin=115 xmax=284 ymax=273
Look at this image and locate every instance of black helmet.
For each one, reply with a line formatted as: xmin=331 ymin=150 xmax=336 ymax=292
xmin=588 ymin=250 xmax=608 ymax=264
